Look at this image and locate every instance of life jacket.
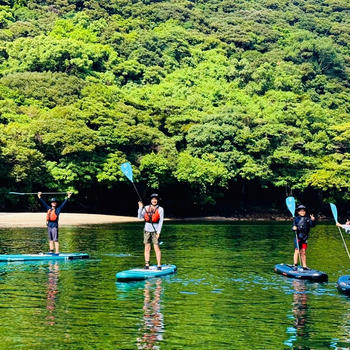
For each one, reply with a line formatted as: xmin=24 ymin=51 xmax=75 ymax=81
xmin=144 ymin=206 xmax=160 ymax=223
xmin=295 ymin=216 xmax=313 ymax=240
xmin=297 ymin=217 xmax=307 ymax=232
xmin=47 ymin=208 xmax=58 ymax=222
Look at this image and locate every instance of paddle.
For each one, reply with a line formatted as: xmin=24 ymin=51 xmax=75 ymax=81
xmin=286 ymin=196 xmax=296 ymax=217
xmin=120 ymin=162 xmax=143 ymax=202
xmin=330 ymin=203 xmax=338 ymax=223
xmin=9 ymin=192 xmax=67 ymax=195
xmin=330 ymin=203 xmax=350 ymax=262
xmin=286 ymin=196 xmax=302 ymax=267
xmin=120 ymin=162 xmax=163 ymax=246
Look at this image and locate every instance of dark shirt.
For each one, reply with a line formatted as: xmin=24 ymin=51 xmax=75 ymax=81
xmin=39 ymin=198 xmax=68 ymax=228
xmin=292 ymin=215 xmax=316 ymax=240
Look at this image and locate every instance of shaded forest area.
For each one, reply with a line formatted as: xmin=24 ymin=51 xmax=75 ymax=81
xmin=0 ymin=0 xmax=349 ymax=217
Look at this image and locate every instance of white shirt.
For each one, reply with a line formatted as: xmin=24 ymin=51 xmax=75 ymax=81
xmin=137 ymin=205 xmax=164 ymax=233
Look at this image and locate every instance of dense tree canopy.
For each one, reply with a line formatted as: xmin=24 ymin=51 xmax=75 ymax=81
xmin=0 ymin=0 xmax=349 ymax=215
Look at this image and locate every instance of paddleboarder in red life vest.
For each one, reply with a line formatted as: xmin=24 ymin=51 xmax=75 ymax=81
xmin=38 ymin=192 xmax=72 ymax=255
xmin=292 ymin=205 xmax=316 ymax=270
xmin=138 ymin=193 xmax=164 ymax=270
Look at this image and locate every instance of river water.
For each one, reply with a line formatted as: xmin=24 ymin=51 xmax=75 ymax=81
xmin=0 ymin=222 xmax=348 ymax=350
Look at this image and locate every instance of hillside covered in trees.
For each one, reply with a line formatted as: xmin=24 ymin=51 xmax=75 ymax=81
xmin=0 ymin=0 xmax=349 ymax=216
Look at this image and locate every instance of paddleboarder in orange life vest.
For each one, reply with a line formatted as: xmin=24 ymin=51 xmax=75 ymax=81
xmin=138 ymin=193 xmax=164 ymax=270
xmin=38 ymin=191 xmax=72 ymax=255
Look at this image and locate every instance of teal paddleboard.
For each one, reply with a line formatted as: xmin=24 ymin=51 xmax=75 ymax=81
xmin=0 ymin=253 xmax=89 ymax=262
xmin=116 ymin=264 xmax=177 ymax=281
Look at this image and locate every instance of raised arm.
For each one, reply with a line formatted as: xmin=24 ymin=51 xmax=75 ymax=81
xmin=310 ymin=214 xmax=316 ymax=227
xmin=137 ymin=201 xmax=145 ymax=219
xmin=56 ymin=193 xmax=72 ymax=213
xmin=38 ymin=192 xmax=50 ymax=210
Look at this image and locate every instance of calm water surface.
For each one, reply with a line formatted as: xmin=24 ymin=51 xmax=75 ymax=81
xmin=0 ymin=222 xmax=349 ymax=350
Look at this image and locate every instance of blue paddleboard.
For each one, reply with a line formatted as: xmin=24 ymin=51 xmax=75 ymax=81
xmin=274 ymin=263 xmax=328 ymax=282
xmin=0 ymin=253 xmax=89 ymax=262
xmin=337 ymin=275 xmax=350 ymax=295
xmin=116 ymin=264 xmax=177 ymax=282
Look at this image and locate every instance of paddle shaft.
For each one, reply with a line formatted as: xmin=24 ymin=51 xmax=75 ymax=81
xmin=294 ymin=231 xmax=303 ymax=266
xmin=337 ymin=226 xmax=350 ymax=262
xmin=286 ymin=196 xmax=302 ymax=266
xmin=132 ymin=183 xmax=143 ymax=202
xmin=330 ymin=203 xmax=350 ymax=263
xmin=9 ymin=192 xmax=67 ymax=195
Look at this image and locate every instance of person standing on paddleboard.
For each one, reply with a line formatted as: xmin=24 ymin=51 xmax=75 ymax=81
xmin=38 ymin=192 xmax=72 ymax=255
xmin=336 ymin=220 xmax=350 ymax=233
xmin=292 ymin=205 xmax=316 ymax=270
xmin=138 ymin=193 xmax=164 ymax=270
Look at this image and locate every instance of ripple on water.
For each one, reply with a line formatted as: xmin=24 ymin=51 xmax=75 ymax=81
xmin=0 ymin=224 xmax=349 ymax=350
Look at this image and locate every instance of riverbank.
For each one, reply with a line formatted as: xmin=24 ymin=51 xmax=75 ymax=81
xmin=0 ymin=212 xmax=139 ymax=228
xmin=0 ymin=212 xmax=300 ymax=228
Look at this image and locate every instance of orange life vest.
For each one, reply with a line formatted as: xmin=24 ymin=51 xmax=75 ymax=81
xmin=144 ymin=206 xmax=160 ymax=223
xmin=47 ymin=209 xmax=58 ymax=222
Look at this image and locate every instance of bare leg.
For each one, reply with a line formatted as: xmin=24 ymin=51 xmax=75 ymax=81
xmin=293 ymin=249 xmax=299 ymax=265
xmin=300 ymin=249 xmax=306 ymax=267
xmin=54 ymin=242 xmax=59 ymax=254
xmin=49 ymin=241 xmax=54 ymax=252
xmin=144 ymin=243 xmax=151 ymax=265
xmin=154 ymin=244 xmax=161 ymax=266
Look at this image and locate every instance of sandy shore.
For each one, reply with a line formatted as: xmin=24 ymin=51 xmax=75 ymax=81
xmin=0 ymin=212 xmax=139 ymax=228
xmin=0 ymin=212 xmax=294 ymax=228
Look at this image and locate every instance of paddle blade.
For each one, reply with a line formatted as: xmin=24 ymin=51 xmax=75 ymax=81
xmin=330 ymin=203 xmax=338 ymax=223
xmin=8 ymin=192 xmax=25 ymax=195
xmin=120 ymin=162 xmax=133 ymax=182
xmin=286 ymin=196 xmax=296 ymax=217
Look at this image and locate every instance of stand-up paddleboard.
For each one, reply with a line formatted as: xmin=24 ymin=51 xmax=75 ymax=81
xmin=274 ymin=263 xmax=328 ymax=282
xmin=116 ymin=264 xmax=177 ymax=282
xmin=0 ymin=253 xmax=89 ymax=262
xmin=337 ymin=275 xmax=350 ymax=295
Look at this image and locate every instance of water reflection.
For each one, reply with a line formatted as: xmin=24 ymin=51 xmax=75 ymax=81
xmin=1 ymin=224 xmax=350 ymax=350
xmin=285 ymin=280 xmax=309 ymax=349
xmin=46 ymin=262 xmax=59 ymax=326
xmin=292 ymin=280 xmax=309 ymax=338
xmin=137 ymin=279 xmax=164 ymax=350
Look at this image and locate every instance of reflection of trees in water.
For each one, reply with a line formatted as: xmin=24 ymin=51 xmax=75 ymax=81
xmin=284 ymin=280 xmax=309 ymax=349
xmin=137 ymin=278 xmax=164 ymax=350
xmin=46 ymin=262 xmax=59 ymax=326
xmin=339 ymin=307 xmax=350 ymax=349
xmin=292 ymin=280 xmax=308 ymax=338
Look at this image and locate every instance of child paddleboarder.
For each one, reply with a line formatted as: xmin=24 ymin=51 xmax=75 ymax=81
xmin=138 ymin=193 xmax=164 ymax=270
xmin=292 ymin=205 xmax=316 ymax=270
xmin=38 ymin=192 xmax=72 ymax=255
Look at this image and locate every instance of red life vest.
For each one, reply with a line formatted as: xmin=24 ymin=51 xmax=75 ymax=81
xmin=144 ymin=206 xmax=160 ymax=223
xmin=47 ymin=209 xmax=58 ymax=222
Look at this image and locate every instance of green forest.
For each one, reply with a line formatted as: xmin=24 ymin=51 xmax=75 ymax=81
xmin=0 ymin=0 xmax=349 ymax=216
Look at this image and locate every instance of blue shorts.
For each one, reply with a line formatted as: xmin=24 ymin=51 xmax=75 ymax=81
xmin=48 ymin=227 xmax=58 ymax=242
